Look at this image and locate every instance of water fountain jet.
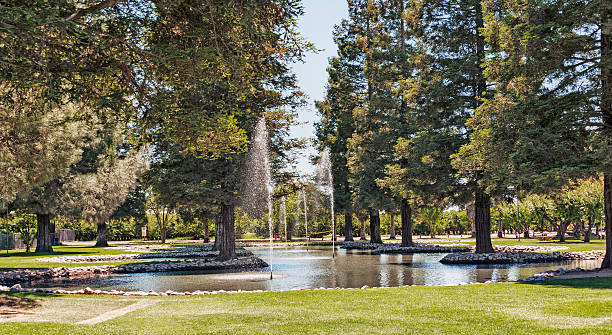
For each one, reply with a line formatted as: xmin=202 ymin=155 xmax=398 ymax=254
xmin=300 ymin=188 xmax=309 ymax=252
xmin=281 ymin=196 xmax=287 ymax=242
xmin=246 ymin=118 xmax=275 ymax=280
xmin=319 ymin=149 xmax=335 ymax=258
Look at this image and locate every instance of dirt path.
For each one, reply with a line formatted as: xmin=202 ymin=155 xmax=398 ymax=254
xmin=75 ymin=300 xmax=157 ymax=325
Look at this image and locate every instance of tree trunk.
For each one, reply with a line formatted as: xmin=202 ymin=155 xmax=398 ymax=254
xmin=50 ymin=221 xmax=56 ymax=240
xmin=389 ymin=214 xmax=396 ymax=239
xmin=35 ymin=213 xmax=53 ymax=253
xmin=559 ymin=221 xmax=568 ymax=242
xmin=360 ymin=218 xmax=367 ymax=240
xmin=95 ymin=221 xmax=109 ymax=247
xmin=584 ymin=217 xmax=592 ymax=243
xmin=401 ymin=198 xmax=413 ymax=246
xmin=496 ymin=207 xmax=503 ymax=238
xmin=203 ymin=219 xmax=210 ymax=243
xmin=287 ymin=219 xmax=294 ymax=241
xmin=344 ymin=209 xmax=354 ymax=242
xmin=600 ymin=1 xmax=611 ymax=269
xmin=215 ymin=203 xmax=236 ymax=261
xmin=160 ymin=221 xmax=166 ymax=244
xmin=155 ymin=210 xmax=167 ymax=244
xmin=470 ymin=216 xmax=476 ymax=238
xmin=369 ymin=209 xmax=383 ymax=244
xmin=474 ymin=187 xmax=494 ymax=253
xmin=602 ymin=173 xmax=611 ymax=269
xmin=573 ymin=221 xmax=582 ymax=240
xmin=523 ymin=225 xmax=530 ymax=239
xmin=473 ymin=0 xmax=493 ymax=254
xmin=429 ymin=221 xmax=435 ymax=238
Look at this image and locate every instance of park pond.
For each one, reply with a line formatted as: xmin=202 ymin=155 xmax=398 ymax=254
xmin=20 ymin=245 xmax=602 ymax=292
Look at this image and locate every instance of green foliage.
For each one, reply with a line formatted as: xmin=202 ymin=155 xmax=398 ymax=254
xmin=106 ymin=217 xmax=143 ymax=241
xmin=110 ymin=184 xmax=147 ymax=226
xmin=9 ymin=211 xmax=36 ymax=252
xmin=454 ymin=0 xmax=610 ymax=192
xmin=2 ymin=102 xmax=101 ymax=206
xmin=439 ymin=210 xmax=472 ymax=236
xmin=490 ymin=178 xmax=606 ymax=239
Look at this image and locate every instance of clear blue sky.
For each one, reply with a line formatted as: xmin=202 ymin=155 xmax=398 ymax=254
xmin=289 ymin=0 xmax=348 ymax=175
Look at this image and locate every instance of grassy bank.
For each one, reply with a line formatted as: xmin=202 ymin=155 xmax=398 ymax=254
xmin=421 ymin=237 xmax=607 ymax=252
xmin=1 ymin=278 xmax=611 ymax=334
xmin=0 ymin=245 xmax=142 ymax=270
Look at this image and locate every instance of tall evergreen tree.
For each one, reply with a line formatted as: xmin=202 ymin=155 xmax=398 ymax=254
xmin=454 ymin=0 xmax=611 ymax=264
xmin=63 ymin=142 xmax=149 ymax=247
xmin=344 ymin=0 xmax=400 ymax=244
xmin=391 ymin=0 xmax=494 ymax=252
xmin=9 ymin=103 xmax=101 ymax=252
xmin=315 ymin=30 xmax=361 ymax=241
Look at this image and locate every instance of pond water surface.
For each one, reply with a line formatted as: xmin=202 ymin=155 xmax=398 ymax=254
xmin=28 ymin=246 xmax=601 ymax=292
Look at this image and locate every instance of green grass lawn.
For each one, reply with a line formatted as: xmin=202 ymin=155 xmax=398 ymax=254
xmin=0 ymin=245 xmax=143 ymax=271
xmin=1 ymin=278 xmax=611 ymax=334
xmin=411 ymin=237 xmax=607 ymax=252
xmin=489 ymin=237 xmax=606 ymax=252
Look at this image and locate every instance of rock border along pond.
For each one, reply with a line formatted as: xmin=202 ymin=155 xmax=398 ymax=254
xmin=0 ymin=257 xmax=268 ymax=287
xmin=1 ymin=244 xmax=268 ymax=287
xmin=440 ymin=250 xmax=604 ymax=264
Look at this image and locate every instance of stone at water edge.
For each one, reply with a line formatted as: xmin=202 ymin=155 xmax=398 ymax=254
xmin=10 ymin=284 xmax=22 ymax=291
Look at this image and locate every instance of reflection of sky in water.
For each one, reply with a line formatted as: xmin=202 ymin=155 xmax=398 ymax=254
xmin=27 ymin=246 xmax=602 ymax=292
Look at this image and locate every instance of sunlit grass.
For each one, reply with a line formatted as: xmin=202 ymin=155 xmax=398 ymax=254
xmin=0 ymin=245 xmax=141 ymax=270
xmin=409 ymin=236 xmax=606 ymax=252
xmin=1 ymin=278 xmax=611 ymax=334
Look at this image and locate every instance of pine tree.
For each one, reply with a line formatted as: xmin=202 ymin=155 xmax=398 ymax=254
xmin=379 ymin=0 xmax=494 ymax=252
xmin=344 ymin=0 xmax=400 ymax=244
xmin=315 ymin=31 xmax=362 ymax=241
xmin=454 ymin=0 xmax=611 ymax=263
xmin=63 ymin=140 xmax=149 ymax=247
xmin=8 ymin=102 xmax=101 ymax=252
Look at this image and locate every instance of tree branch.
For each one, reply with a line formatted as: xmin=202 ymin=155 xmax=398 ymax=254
xmin=64 ymin=0 xmax=126 ymax=21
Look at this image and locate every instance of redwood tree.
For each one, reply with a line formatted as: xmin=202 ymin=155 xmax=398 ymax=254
xmin=454 ymin=0 xmax=611 ymax=263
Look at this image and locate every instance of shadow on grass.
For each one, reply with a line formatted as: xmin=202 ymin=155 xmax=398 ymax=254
xmin=3 ymin=251 xmax=96 ymax=258
xmin=0 ymin=292 xmax=65 ymax=318
xmin=518 ymin=276 xmax=612 ymax=289
xmin=0 ymin=294 xmax=41 ymax=309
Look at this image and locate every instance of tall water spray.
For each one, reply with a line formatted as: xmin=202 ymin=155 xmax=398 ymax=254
xmin=301 ymin=188 xmax=309 ymax=251
xmin=249 ymin=118 xmax=275 ymax=280
xmin=320 ymin=149 xmax=335 ymax=257
xmin=281 ymin=196 xmax=287 ymax=241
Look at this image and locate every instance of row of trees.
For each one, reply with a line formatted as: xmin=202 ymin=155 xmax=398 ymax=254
xmin=258 ymin=175 xmax=604 ymax=242
xmin=315 ymin=0 xmax=610 ymax=268
xmin=10 ymin=175 xmax=602 ymax=249
xmin=1 ymin=1 xmax=311 ymax=260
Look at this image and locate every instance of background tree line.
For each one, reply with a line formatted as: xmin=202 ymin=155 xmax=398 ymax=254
xmin=314 ymin=0 xmax=610 ymax=268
